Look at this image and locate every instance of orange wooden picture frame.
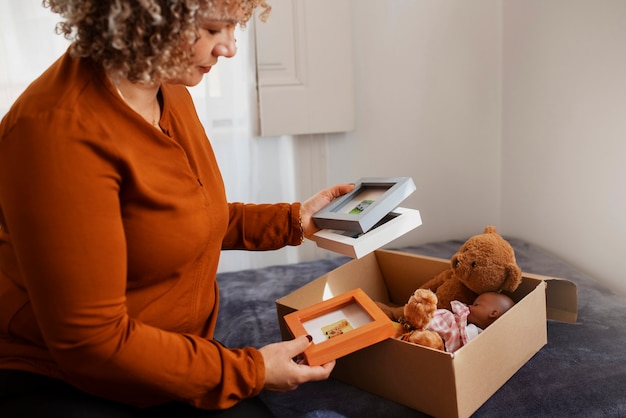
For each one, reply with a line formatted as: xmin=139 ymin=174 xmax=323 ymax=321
xmin=284 ymin=288 xmax=395 ymax=366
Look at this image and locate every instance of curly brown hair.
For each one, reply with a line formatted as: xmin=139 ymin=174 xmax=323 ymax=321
xmin=42 ymin=0 xmax=270 ymax=84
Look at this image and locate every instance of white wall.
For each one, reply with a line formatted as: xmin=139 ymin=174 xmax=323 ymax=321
xmin=501 ymin=0 xmax=626 ymax=296
xmin=320 ymin=0 xmax=626 ymax=297
xmin=326 ymin=0 xmax=504 ymax=246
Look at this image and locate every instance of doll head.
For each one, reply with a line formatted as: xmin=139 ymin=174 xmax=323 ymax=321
xmin=467 ymin=292 xmax=514 ymax=329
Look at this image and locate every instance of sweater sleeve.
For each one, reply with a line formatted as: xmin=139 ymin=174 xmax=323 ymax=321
xmin=222 ymin=202 xmax=303 ymax=250
xmin=0 ymin=114 xmax=265 ymax=409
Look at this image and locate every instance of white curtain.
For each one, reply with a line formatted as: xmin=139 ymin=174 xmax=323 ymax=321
xmin=0 ymin=0 xmax=70 ymax=116
xmin=0 ymin=0 xmax=304 ymax=272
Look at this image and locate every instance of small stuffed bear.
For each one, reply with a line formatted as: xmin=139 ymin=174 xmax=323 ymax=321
xmin=421 ymin=226 xmax=522 ymax=310
xmin=386 ymin=289 xmax=445 ymax=350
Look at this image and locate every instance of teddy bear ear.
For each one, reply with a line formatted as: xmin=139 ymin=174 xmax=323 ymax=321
xmin=483 ymin=225 xmax=497 ymax=234
xmin=501 ymin=263 xmax=523 ymax=292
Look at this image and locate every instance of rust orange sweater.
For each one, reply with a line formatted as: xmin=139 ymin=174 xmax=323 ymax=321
xmin=0 ymin=52 xmax=302 ymax=409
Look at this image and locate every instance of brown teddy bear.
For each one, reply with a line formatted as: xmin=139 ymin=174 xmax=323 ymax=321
xmin=421 ymin=226 xmax=522 ymax=310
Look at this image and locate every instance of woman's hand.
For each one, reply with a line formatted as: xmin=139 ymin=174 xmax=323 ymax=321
xmin=259 ymin=335 xmax=335 ymax=392
xmin=300 ymin=183 xmax=355 ymax=240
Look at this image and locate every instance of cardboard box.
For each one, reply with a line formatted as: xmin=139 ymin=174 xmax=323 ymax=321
xmin=276 ymin=250 xmax=577 ymax=418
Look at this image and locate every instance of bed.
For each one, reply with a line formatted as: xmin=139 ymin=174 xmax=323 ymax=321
xmin=215 ymin=237 xmax=626 ymax=417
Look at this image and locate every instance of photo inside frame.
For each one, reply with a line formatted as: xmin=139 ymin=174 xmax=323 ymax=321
xmin=302 ymin=301 xmax=374 ymax=344
xmin=331 ymin=186 xmax=388 ymax=215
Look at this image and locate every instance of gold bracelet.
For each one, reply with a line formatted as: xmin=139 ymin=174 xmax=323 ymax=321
xmin=299 ymin=215 xmax=305 ymax=243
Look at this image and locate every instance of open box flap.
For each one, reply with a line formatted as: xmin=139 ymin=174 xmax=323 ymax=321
xmin=517 ymin=272 xmax=578 ymax=323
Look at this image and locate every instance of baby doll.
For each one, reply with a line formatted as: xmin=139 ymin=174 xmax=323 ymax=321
xmin=423 ymin=291 xmax=515 ymax=352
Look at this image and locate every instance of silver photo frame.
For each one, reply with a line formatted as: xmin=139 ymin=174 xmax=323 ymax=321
xmin=312 ymin=177 xmax=416 ymax=233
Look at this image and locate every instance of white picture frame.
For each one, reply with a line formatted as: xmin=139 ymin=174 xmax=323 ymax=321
xmin=313 ymin=207 xmax=422 ymax=259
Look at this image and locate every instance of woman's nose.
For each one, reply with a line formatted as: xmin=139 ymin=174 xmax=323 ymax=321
xmin=214 ymin=32 xmax=237 ymax=58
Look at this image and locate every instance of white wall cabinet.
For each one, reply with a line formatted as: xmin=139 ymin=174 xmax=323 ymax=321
xmin=254 ymin=0 xmax=354 ymax=136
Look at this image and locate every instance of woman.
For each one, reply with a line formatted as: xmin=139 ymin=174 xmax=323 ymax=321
xmin=0 ymin=0 xmax=352 ymax=416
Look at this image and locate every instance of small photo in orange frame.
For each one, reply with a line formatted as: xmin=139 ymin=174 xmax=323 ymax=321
xmin=284 ymin=288 xmax=395 ymax=366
